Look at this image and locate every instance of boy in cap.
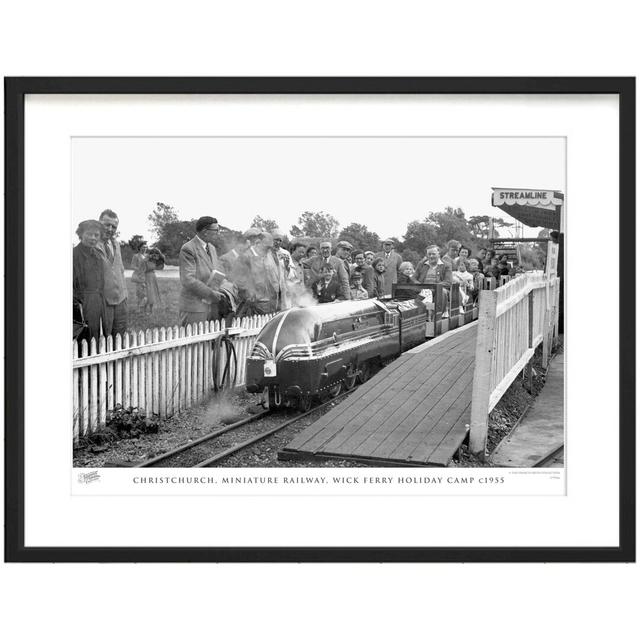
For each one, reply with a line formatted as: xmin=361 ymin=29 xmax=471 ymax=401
xmin=349 ymin=271 xmax=369 ymax=300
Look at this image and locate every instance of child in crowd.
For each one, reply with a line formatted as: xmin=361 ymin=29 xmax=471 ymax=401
xmin=371 ymin=258 xmax=389 ymax=299
xmin=313 ymin=264 xmax=341 ymax=303
xmin=468 ymin=258 xmax=484 ymax=304
xmin=397 ymin=261 xmax=418 ymax=285
xmin=349 ymin=271 xmax=369 ymax=300
xmin=453 ymin=259 xmax=474 ymax=309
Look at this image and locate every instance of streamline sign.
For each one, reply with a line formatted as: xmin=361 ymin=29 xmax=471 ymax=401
xmin=492 ymin=189 xmax=562 ymax=208
xmin=491 ymin=187 xmax=563 ymax=230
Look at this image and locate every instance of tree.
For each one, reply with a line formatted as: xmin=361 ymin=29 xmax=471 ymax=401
xmin=290 ymin=211 xmax=340 ymax=238
xmin=468 ymin=215 xmax=492 ymax=239
xmin=426 ymin=208 xmax=475 ymax=247
xmin=338 ymin=223 xmax=380 ymax=252
xmin=154 ymin=220 xmax=196 ymax=258
xmin=402 ymin=219 xmax=439 ymax=255
xmin=249 ymin=215 xmax=279 ymax=233
xmin=148 ymin=202 xmax=179 ymax=238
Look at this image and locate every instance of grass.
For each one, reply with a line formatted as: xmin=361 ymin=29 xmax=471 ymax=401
xmin=125 ymin=277 xmax=181 ymax=333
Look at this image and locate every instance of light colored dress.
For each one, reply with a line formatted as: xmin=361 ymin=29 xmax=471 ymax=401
xmin=144 ymin=257 xmax=162 ymax=306
xmin=130 ymin=253 xmax=147 ymax=303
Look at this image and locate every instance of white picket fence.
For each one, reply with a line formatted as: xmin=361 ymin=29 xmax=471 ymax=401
xmin=469 ymin=271 xmax=561 ymax=457
xmin=72 ymin=313 xmax=276 ymax=442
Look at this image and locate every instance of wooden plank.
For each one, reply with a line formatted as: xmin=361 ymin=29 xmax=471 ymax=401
xmin=98 ymin=335 xmax=107 ymax=427
xmin=469 ymin=288 xmax=498 ymax=458
xmin=185 ymin=325 xmax=192 ymax=407
xmin=73 ymin=341 xmax=79 ymax=441
xmin=409 ymin=387 xmax=473 ymax=464
xmin=151 ymin=328 xmax=159 ymax=413
xmin=123 ymin=332 xmax=131 ymax=408
xmin=172 ymin=327 xmax=180 ymax=413
xmin=340 ymin=353 xmax=461 ymax=457
xmin=89 ymin=338 xmax=98 ymax=432
xmin=114 ymin=333 xmax=122 ymax=407
xmin=327 ymin=352 xmax=457 ymax=456
xmin=179 ymin=326 xmax=187 ymax=410
xmin=159 ymin=327 xmax=167 ymax=417
xmin=354 ymin=356 xmax=466 ymax=457
xmin=426 ymin=401 xmax=472 ymax=466
xmin=106 ymin=335 xmax=114 ymax=411
xmin=130 ymin=332 xmax=138 ymax=408
xmin=166 ymin=327 xmax=174 ymax=415
xmin=287 ymin=353 xmax=418 ymax=451
xmin=145 ymin=330 xmax=153 ymax=413
xmin=80 ymin=340 xmax=89 ymax=437
xmin=377 ymin=358 xmax=475 ymax=461
xmin=137 ymin=332 xmax=145 ymax=411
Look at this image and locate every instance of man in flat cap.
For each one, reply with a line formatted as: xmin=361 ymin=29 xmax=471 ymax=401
xmin=335 ymin=240 xmax=353 ymax=277
xmin=375 ymin=238 xmax=403 ymax=297
xmin=307 ymin=240 xmax=350 ymax=300
xmin=178 ymin=216 xmax=224 ymax=327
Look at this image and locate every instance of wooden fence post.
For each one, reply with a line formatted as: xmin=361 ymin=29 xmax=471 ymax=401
xmin=469 ymin=288 xmax=498 ymax=459
xmin=525 ymin=290 xmax=534 ymax=392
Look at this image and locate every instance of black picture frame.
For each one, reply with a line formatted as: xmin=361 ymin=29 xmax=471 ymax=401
xmin=4 ymin=76 xmax=635 ymax=563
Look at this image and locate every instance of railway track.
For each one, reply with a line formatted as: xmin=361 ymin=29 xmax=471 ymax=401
xmin=136 ymin=390 xmax=355 ymax=468
xmin=532 ymin=444 xmax=564 ymax=468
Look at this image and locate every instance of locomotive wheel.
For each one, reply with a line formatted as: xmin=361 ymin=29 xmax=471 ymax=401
xmin=343 ymin=365 xmax=358 ymax=390
xmin=298 ymin=395 xmax=313 ymax=412
xmin=357 ymin=362 xmax=372 ymax=383
xmin=327 ymin=382 xmax=342 ymax=398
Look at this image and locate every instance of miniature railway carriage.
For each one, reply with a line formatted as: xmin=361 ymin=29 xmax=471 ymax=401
xmin=245 ymin=281 xmax=481 ymax=410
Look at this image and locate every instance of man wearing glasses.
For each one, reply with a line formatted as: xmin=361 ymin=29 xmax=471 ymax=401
xmin=97 ymin=209 xmax=128 ymax=337
xmin=178 ymin=216 xmax=225 ymax=327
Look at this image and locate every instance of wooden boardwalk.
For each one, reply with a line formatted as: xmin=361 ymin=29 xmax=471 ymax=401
xmin=280 ymin=324 xmax=478 ymax=467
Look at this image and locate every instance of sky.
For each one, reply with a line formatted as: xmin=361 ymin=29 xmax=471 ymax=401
xmin=72 ymin=136 xmax=565 ymax=244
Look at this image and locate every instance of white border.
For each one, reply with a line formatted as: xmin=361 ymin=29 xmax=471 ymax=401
xmin=24 ymin=93 xmax=618 ymax=548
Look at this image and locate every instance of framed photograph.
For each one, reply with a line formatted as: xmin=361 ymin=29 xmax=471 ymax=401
xmin=5 ymin=77 xmax=635 ymax=562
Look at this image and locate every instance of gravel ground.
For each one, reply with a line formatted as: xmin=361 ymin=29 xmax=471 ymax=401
xmin=74 ymin=342 xmax=561 ymax=469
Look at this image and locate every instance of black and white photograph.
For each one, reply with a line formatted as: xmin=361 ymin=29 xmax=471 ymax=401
xmin=71 ymin=136 xmax=565 ymax=473
xmin=5 ymin=77 xmax=632 ymax=563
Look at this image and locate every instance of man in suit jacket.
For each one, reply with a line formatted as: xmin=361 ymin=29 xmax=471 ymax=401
xmin=96 ymin=209 xmax=128 ymax=337
xmin=306 ymin=241 xmax=350 ymax=300
xmin=179 ymin=216 xmax=224 ymax=327
xmin=375 ymin=238 xmax=403 ymax=297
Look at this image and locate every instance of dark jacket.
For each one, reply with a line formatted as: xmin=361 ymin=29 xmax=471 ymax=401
xmin=313 ymin=276 xmax=342 ymax=303
xmin=73 ymin=243 xmax=106 ymax=340
xmin=374 ymin=250 xmax=403 ymax=296
xmin=372 ymin=270 xmax=388 ymax=298
xmin=307 ymin=255 xmax=350 ymax=300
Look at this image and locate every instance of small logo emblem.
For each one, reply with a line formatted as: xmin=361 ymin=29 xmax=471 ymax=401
xmin=78 ymin=470 xmax=101 ymax=484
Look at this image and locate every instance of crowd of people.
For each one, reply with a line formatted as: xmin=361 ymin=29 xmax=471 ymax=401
xmin=73 ymin=210 xmax=523 ymax=342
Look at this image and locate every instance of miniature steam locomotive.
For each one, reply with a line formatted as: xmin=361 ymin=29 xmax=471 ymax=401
xmin=245 ymin=282 xmax=477 ymax=410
